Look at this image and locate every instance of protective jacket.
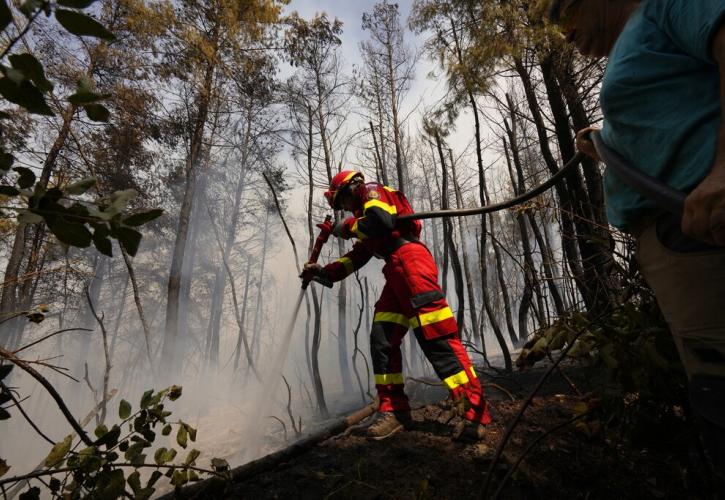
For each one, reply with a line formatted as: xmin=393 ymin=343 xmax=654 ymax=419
xmin=322 ymin=182 xmax=490 ymax=424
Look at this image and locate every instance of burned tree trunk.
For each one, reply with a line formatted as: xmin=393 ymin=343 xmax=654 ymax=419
xmin=434 ymin=133 xmax=465 ymax=333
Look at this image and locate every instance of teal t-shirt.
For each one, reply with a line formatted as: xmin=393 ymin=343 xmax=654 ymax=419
xmin=600 ymin=0 xmax=725 ymax=230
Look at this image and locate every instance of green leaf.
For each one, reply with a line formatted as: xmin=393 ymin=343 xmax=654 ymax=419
xmin=54 ymin=9 xmax=115 ymax=41
xmin=167 ymin=385 xmax=182 ymax=401
xmin=0 ymin=408 xmax=10 ymax=420
xmin=184 ymin=448 xmax=200 ymax=466
xmin=4 ymin=68 xmax=24 ymax=85
xmin=0 ymin=78 xmax=53 ymax=115
xmin=48 ymin=220 xmax=92 ymax=248
xmin=164 ymin=448 xmax=177 ymax=463
xmin=147 ymin=470 xmax=163 ymax=487
xmin=18 ymin=487 xmax=40 ymax=500
xmin=211 ymin=457 xmax=229 ymax=472
xmin=100 ymin=469 xmax=125 ymax=498
xmin=0 ymin=152 xmax=14 ymax=171
xmin=82 ymin=103 xmax=109 ymax=122
xmin=127 ymin=470 xmax=141 ymax=494
xmin=170 ymin=469 xmax=188 ymax=487
xmin=153 ymin=447 xmax=166 ymax=465
xmin=123 ymin=208 xmax=163 ymax=227
xmin=68 ymin=91 xmax=109 ymax=105
xmin=94 ymin=424 xmax=120 ymax=448
xmin=0 ymin=458 xmax=10 ymax=478
xmin=176 ymin=423 xmax=188 ymax=449
xmin=124 ymin=442 xmax=144 ymax=462
xmin=8 ymin=54 xmax=53 ymax=93
xmin=65 ymin=176 xmax=96 ymax=195
xmin=13 ymin=167 xmax=35 ymax=189
xmin=58 ymin=0 xmax=98 ymax=8
xmin=140 ymin=389 xmax=154 ymax=409
xmin=161 ymin=424 xmax=172 ymax=436
xmin=48 ymin=477 xmax=61 ymax=493
xmin=0 ymin=1 xmax=12 ymax=32
xmin=19 ymin=0 xmax=42 ymax=18
xmin=119 ymin=399 xmax=131 ymax=419
xmin=0 ymin=185 xmax=19 ymax=196
xmin=92 ymin=232 xmax=112 ymax=257
xmin=154 ymin=447 xmax=177 ymax=465
xmin=94 ymin=424 xmax=108 ymax=438
xmin=0 ymin=365 xmax=13 ymax=380
xmin=187 ymin=425 xmax=197 ymax=442
xmin=44 ymin=435 xmax=72 ymax=467
xmin=115 ymin=226 xmax=142 ymax=256
xmin=16 ymin=210 xmax=43 ymax=225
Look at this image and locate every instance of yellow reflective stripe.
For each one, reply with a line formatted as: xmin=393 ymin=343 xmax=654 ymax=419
xmin=470 ymin=366 xmax=477 ymax=379
xmin=336 ymin=256 xmax=354 ymax=275
xmin=383 ymin=186 xmax=396 ymax=192
xmin=341 ymin=171 xmax=358 ymax=183
xmin=364 ymin=199 xmax=397 ymax=215
xmin=375 ymin=373 xmax=405 ymax=385
xmin=351 ymin=219 xmax=367 ymax=239
xmin=443 ymin=370 xmax=470 ymax=390
xmin=374 ymin=312 xmax=409 ymax=328
xmin=409 ymin=307 xmax=454 ymax=329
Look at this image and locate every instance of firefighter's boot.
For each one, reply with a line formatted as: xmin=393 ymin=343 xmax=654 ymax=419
xmin=366 ymin=411 xmax=411 ymax=440
xmin=452 ymin=420 xmax=487 ymax=443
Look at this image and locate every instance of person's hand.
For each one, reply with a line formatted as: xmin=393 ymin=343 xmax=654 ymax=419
xmin=331 ymin=219 xmax=350 ymax=239
xmin=682 ymin=163 xmax=725 ymax=246
xmin=575 ymin=127 xmax=601 ymax=162
xmin=303 ymin=262 xmax=323 ymax=275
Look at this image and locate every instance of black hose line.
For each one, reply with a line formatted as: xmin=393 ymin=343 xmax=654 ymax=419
xmin=397 ymin=151 xmax=585 ymax=222
xmin=397 ymin=132 xmax=688 ymax=223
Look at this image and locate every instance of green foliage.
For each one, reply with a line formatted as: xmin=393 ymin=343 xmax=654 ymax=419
xmin=517 ymin=296 xmax=688 ymax=441
xmin=54 ymin=8 xmax=115 ymax=41
xmin=0 ymin=0 xmax=161 ymax=257
xmin=3 ymin=386 xmax=229 ymax=499
xmin=0 ymin=364 xmax=14 ymax=422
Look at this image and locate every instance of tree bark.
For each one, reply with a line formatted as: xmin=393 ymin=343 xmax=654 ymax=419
xmin=434 ymin=133 xmax=465 ymax=333
xmin=161 ymin=46 xmax=217 ymax=371
xmin=449 ymin=149 xmax=479 ymax=343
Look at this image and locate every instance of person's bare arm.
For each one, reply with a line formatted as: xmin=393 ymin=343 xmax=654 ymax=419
xmin=682 ymin=23 xmax=725 ymax=246
xmin=575 ymin=126 xmax=602 ymax=161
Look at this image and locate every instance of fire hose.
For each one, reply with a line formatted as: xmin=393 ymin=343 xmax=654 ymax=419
xmin=396 ymin=130 xmax=686 ymax=224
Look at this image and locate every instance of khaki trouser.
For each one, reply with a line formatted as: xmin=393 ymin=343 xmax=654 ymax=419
xmin=636 ymin=218 xmax=725 ymax=478
xmin=635 ymin=221 xmax=725 ymax=379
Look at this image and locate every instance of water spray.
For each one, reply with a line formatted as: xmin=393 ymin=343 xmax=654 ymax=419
xmin=244 ymin=216 xmax=333 ymax=460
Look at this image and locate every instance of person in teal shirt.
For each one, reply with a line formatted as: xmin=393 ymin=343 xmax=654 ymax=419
xmin=551 ymin=0 xmax=725 ymax=484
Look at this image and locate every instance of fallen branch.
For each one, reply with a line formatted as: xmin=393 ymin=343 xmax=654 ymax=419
xmin=0 ymin=347 xmax=93 ymax=446
xmin=13 ymin=328 xmax=91 ymax=355
xmin=1 ymin=382 xmax=54 ymax=445
xmin=159 ymin=402 xmax=378 ymax=500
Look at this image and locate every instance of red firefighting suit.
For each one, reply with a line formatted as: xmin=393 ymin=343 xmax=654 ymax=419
xmin=322 ymin=182 xmax=491 ymax=424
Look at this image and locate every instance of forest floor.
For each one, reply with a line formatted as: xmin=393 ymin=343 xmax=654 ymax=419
xmin=178 ymin=363 xmax=713 ymax=500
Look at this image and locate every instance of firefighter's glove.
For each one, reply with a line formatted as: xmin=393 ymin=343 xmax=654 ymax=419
xmin=332 ymin=217 xmax=355 ymax=239
xmin=301 ymin=262 xmax=322 ymax=285
xmin=302 ymin=262 xmax=323 ymax=275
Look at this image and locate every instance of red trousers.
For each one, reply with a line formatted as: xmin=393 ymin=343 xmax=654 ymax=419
xmin=371 ymin=242 xmax=491 ymax=424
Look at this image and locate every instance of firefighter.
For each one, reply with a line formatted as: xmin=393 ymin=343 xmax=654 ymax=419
xmin=303 ymin=170 xmax=491 ymax=440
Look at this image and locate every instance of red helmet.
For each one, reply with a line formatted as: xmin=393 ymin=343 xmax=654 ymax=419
xmin=324 ymin=170 xmax=363 ymax=209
